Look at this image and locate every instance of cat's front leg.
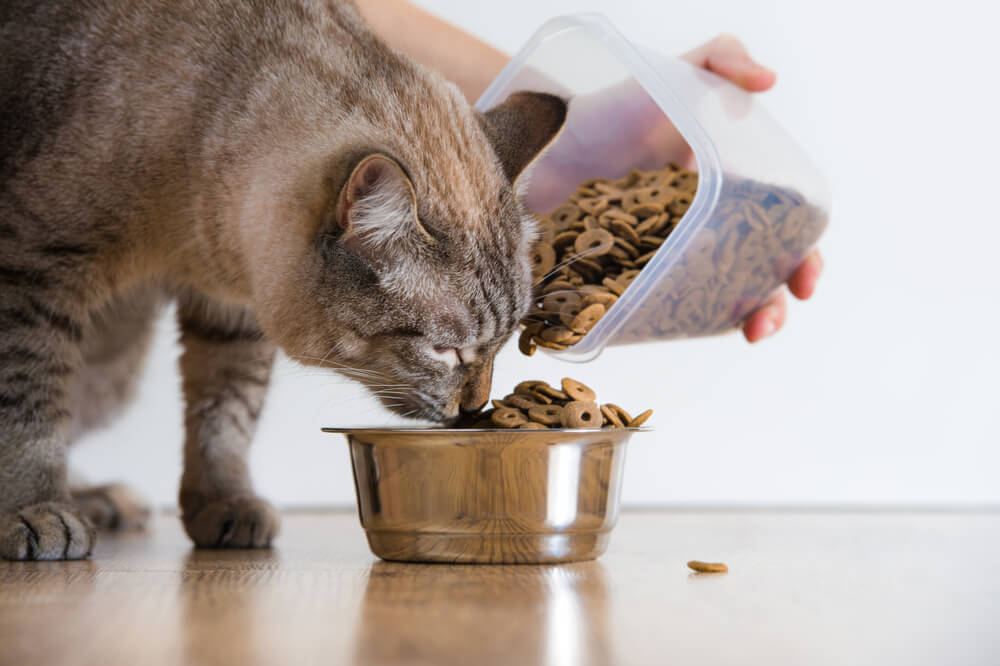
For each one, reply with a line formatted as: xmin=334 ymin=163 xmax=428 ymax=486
xmin=0 ymin=291 xmax=95 ymax=560
xmin=176 ymin=297 xmax=279 ymax=548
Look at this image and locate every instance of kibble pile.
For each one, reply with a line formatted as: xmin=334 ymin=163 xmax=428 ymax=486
xmin=457 ymin=378 xmax=652 ymax=430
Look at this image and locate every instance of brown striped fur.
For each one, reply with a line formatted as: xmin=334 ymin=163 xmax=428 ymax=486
xmin=0 ymin=0 xmax=566 ymax=559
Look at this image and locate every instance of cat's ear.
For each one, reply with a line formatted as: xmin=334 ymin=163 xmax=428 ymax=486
xmin=479 ymin=91 xmax=568 ymax=183
xmin=332 ymin=154 xmax=430 ymax=253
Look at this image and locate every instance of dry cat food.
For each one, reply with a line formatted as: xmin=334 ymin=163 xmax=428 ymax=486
xmin=520 ymin=163 xmax=827 ymax=353
xmin=687 ymin=560 xmax=729 ymax=574
xmin=456 ymin=378 xmax=652 ymax=430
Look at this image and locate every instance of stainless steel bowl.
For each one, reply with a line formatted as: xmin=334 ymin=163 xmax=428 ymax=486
xmin=322 ymin=427 xmax=647 ymax=564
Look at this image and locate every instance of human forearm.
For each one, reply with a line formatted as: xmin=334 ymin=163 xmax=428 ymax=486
xmin=355 ymin=0 xmax=509 ymax=102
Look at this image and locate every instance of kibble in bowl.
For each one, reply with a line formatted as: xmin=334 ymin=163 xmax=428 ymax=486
xmin=456 ymin=377 xmax=652 ymax=430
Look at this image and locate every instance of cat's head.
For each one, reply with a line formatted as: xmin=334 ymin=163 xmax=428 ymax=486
xmin=258 ymin=91 xmax=567 ymax=422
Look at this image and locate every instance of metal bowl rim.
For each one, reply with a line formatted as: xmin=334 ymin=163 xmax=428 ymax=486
xmin=321 ymin=426 xmax=651 ymax=435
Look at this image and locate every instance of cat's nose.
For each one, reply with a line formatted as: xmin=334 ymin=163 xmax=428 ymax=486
xmin=456 ymin=346 xmax=478 ymax=365
xmin=459 ymin=357 xmax=493 ymax=414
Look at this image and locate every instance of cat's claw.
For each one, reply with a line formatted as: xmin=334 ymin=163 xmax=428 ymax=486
xmin=72 ymin=483 xmax=151 ymax=531
xmin=183 ymin=495 xmax=280 ymax=549
xmin=0 ymin=502 xmax=96 ymax=560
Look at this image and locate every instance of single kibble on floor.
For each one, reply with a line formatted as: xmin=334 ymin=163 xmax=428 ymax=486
xmin=455 ymin=378 xmax=652 ymax=430
xmin=520 ymin=162 xmax=827 ymax=354
xmin=687 ymin=560 xmax=728 ymax=573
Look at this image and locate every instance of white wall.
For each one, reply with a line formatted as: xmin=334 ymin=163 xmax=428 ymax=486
xmin=71 ymin=0 xmax=1000 ymax=508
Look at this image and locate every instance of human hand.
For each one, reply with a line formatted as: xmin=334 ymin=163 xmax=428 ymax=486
xmin=681 ymin=34 xmax=823 ymax=342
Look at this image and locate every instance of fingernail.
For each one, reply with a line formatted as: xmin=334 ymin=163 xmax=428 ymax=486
xmin=761 ymin=318 xmax=777 ymax=338
xmin=751 ymin=66 xmax=776 ymax=89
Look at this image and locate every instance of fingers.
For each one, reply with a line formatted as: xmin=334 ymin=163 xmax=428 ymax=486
xmin=742 ymin=250 xmax=823 ymax=343
xmin=742 ymin=290 xmax=787 ymax=343
xmin=682 ymin=34 xmax=776 ymax=92
xmin=706 ymin=53 xmax=776 ymax=92
xmin=787 ymin=250 xmax=824 ymax=300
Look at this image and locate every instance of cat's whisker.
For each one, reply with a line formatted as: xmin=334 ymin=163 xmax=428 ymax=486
xmin=272 ymin=373 xmax=410 ymax=394
xmin=531 ymin=288 xmax=589 ymax=298
xmin=287 ymin=354 xmax=391 ymax=381
xmin=335 ymin=381 xmax=411 ymax=390
xmin=362 ymin=385 xmax=409 ymax=395
xmin=278 ymin=367 xmax=372 ymax=381
xmin=532 ymin=245 xmax=606 ymax=286
xmin=525 ymin=305 xmax=585 ymax=315
xmin=320 ymin=369 xmax=394 ymax=385
xmin=308 ymin=364 xmax=387 ymax=381
xmin=332 ymin=387 xmax=413 ymax=403
xmin=316 ymin=343 xmax=340 ymax=373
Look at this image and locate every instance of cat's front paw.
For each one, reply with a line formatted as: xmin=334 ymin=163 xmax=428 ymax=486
xmin=182 ymin=495 xmax=280 ymax=549
xmin=72 ymin=483 xmax=151 ymax=531
xmin=0 ymin=502 xmax=96 ymax=560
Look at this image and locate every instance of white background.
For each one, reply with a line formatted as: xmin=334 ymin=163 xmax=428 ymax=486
xmin=72 ymin=0 xmax=1000 ymax=508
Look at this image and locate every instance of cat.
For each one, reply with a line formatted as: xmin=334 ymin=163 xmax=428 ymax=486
xmin=0 ymin=0 xmax=566 ymax=560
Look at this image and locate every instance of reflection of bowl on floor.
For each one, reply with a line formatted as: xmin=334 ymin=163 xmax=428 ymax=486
xmin=352 ymin=560 xmax=613 ymax=663
xmin=323 ymin=427 xmax=647 ymax=564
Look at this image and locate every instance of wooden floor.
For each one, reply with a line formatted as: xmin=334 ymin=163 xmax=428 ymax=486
xmin=1 ymin=510 xmax=998 ymax=666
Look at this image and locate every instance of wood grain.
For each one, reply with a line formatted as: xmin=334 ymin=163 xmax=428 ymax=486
xmin=1 ymin=510 xmax=998 ymax=666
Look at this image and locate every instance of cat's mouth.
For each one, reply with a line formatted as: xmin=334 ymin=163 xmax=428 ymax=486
xmin=384 ymin=390 xmax=456 ymax=424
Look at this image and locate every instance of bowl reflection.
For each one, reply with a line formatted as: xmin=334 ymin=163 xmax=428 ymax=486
xmin=352 ymin=560 xmax=612 ymax=665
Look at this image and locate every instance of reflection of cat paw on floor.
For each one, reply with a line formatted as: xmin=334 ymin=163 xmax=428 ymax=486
xmin=182 ymin=495 xmax=280 ymax=549
xmin=72 ymin=482 xmax=151 ymax=531
xmin=0 ymin=502 xmax=96 ymax=560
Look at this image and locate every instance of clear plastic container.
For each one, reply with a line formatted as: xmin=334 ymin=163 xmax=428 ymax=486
xmin=475 ymin=14 xmax=831 ymax=362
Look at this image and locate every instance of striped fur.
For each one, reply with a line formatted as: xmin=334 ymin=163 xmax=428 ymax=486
xmin=0 ymin=0 xmax=565 ymax=559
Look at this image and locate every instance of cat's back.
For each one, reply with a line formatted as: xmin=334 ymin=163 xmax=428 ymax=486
xmin=1 ymin=0 xmax=361 ymax=181
xmin=0 ymin=0 xmax=401 ymax=290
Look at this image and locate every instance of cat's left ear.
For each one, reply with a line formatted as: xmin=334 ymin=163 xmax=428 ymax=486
xmin=479 ymin=91 xmax=568 ymax=184
xmin=332 ymin=154 xmax=431 ymax=253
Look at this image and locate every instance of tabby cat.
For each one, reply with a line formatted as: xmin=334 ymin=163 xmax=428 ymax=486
xmin=0 ymin=0 xmax=566 ymax=559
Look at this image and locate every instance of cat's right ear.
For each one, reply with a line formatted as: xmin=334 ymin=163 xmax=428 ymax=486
xmin=479 ymin=91 xmax=568 ymax=184
xmin=330 ymin=154 xmax=431 ymax=256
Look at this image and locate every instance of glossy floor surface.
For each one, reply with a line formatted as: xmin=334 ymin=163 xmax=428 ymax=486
xmin=1 ymin=510 xmax=997 ymax=665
